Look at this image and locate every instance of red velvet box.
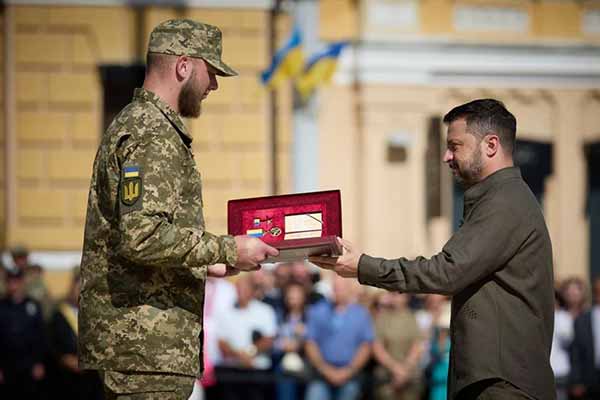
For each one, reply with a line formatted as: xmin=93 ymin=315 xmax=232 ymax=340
xmin=228 ymin=190 xmax=342 ymax=263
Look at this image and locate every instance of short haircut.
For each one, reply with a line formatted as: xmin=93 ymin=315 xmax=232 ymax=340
xmin=145 ymin=52 xmax=173 ymax=75
xmin=443 ymin=99 xmax=517 ymax=155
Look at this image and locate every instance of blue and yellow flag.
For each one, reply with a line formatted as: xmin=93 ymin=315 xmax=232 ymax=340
xmin=296 ymin=41 xmax=349 ymax=100
xmin=261 ymin=25 xmax=304 ymax=89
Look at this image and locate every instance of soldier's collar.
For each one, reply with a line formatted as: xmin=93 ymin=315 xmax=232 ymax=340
xmin=133 ymin=88 xmax=193 ymax=146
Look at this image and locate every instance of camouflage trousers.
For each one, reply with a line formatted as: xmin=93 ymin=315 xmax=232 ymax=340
xmin=101 ymin=370 xmax=195 ymax=400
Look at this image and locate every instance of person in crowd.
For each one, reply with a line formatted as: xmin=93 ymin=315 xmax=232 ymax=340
xmin=47 ymin=266 xmax=103 ymax=400
xmin=262 ymin=263 xmax=294 ymax=320
xmin=290 ymin=261 xmax=325 ymax=305
xmin=26 ymin=264 xmax=54 ymax=319
xmin=372 ymin=292 xmax=424 ymax=400
xmin=551 ymin=288 xmax=574 ymax=400
xmin=427 ymin=303 xmax=451 ymax=400
xmin=216 ymin=273 xmax=278 ymax=400
xmin=0 ymin=261 xmax=6 ymax=298
xmin=274 ymin=263 xmax=293 ymax=294
xmin=560 ymin=277 xmax=588 ymax=320
xmin=10 ymin=246 xmax=53 ymax=318
xmin=304 ymin=276 xmax=373 ymax=400
xmin=10 ymin=245 xmax=30 ymax=271
xmin=415 ymin=294 xmax=448 ymax=338
xmin=191 ymin=275 xmax=237 ymax=400
xmin=569 ymin=277 xmax=600 ymax=399
xmin=0 ymin=268 xmax=48 ymax=399
xmin=274 ymin=280 xmax=309 ymax=400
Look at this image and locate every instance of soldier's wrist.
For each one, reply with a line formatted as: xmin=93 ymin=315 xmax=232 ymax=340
xmin=220 ymin=235 xmax=238 ymax=266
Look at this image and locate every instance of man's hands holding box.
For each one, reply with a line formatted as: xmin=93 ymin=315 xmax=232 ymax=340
xmin=227 ymin=190 xmax=343 ymax=263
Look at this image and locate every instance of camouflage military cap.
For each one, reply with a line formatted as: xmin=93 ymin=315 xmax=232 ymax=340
xmin=148 ymin=19 xmax=237 ymax=77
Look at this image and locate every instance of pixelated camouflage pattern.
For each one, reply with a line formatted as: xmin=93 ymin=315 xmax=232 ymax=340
xmin=102 ymin=370 xmax=195 ymax=399
xmin=148 ymin=19 xmax=238 ymax=77
xmin=79 ymin=88 xmax=237 ymax=377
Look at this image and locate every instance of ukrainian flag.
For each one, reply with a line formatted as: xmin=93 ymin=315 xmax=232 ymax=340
xmin=261 ymin=25 xmax=304 ymax=89
xmin=296 ymin=41 xmax=349 ymax=100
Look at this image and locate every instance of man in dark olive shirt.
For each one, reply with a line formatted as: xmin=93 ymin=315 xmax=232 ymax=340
xmin=311 ymin=99 xmax=555 ymax=400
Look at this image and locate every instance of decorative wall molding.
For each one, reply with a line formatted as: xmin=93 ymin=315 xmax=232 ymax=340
xmin=335 ymin=41 xmax=600 ymax=88
xmin=454 ymin=4 xmax=529 ymax=33
xmin=583 ymin=9 xmax=600 ymax=34
xmin=363 ymin=0 xmax=419 ymax=35
xmin=5 ymin=0 xmax=275 ymax=9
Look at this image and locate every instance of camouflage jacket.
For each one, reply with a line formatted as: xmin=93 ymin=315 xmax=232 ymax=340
xmin=79 ymin=88 xmax=237 ymax=376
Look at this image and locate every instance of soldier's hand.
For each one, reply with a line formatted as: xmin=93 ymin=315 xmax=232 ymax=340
xmin=234 ymin=235 xmax=279 ymax=270
xmin=207 ymin=264 xmax=241 ymax=278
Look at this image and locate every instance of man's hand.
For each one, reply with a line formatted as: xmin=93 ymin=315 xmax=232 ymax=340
xmin=323 ymin=366 xmax=353 ymax=386
xmin=391 ymin=363 xmax=409 ymax=388
xmin=31 ymin=363 xmax=45 ymax=381
xmin=60 ymin=354 xmax=80 ymax=373
xmin=207 ymin=264 xmax=241 ymax=278
xmin=234 ymin=236 xmax=279 ymax=270
xmin=309 ymin=238 xmax=361 ymax=278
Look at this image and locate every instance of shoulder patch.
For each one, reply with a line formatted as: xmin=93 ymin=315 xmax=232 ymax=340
xmin=121 ymin=166 xmax=143 ymax=208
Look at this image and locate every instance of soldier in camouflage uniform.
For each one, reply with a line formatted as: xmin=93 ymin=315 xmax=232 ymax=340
xmin=79 ymin=19 xmax=278 ymax=400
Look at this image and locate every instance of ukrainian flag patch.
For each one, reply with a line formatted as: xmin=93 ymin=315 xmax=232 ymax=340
xmin=246 ymin=228 xmax=264 ymax=238
xmin=123 ymin=166 xmax=140 ymax=178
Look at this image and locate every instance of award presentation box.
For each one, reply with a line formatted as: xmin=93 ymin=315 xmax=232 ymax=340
xmin=227 ymin=190 xmax=343 ymax=263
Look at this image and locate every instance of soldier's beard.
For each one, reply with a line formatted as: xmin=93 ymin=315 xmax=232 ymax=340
xmin=178 ymin=71 xmax=204 ymax=118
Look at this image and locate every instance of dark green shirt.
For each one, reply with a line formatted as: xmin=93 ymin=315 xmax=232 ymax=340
xmin=359 ymin=167 xmax=555 ymax=400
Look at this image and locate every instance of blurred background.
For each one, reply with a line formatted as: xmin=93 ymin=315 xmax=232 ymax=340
xmin=0 ymin=0 xmax=599 ymax=399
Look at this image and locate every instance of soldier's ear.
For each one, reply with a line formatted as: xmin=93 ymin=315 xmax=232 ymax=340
xmin=175 ymin=56 xmax=191 ymax=82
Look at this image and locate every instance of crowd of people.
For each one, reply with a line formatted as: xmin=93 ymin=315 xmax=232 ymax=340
xmin=0 ymin=247 xmax=103 ymax=399
xmin=0 ymin=245 xmax=599 ymax=400
xmin=193 ymin=261 xmax=454 ymax=400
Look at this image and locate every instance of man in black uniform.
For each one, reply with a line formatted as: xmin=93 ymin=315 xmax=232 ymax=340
xmin=0 ymin=268 xmax=48 ymax=399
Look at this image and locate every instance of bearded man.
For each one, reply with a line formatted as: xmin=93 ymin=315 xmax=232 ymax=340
xmin=311 ymin=99 xmax=555 ymax=400
xmin=79 ymin=19 xmax=278 ymax=400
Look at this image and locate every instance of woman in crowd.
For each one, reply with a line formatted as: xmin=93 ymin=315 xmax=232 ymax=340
xmin=560 ymin=277 xmax=588 ymax=319
xmin=274 ymin=281 xmax=309 ymax=400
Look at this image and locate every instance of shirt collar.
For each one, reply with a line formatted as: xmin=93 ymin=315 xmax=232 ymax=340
xmin=463 ymin=166 xmax=522 ymax=208
xmin=133 ymin=88 xmax=193 ymax=146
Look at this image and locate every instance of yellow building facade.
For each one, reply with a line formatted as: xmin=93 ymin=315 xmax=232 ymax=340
xmin=318 ymin=0 xmax=600 ymax=281
xmin=1 ymin=1 xmax=293 ymax=281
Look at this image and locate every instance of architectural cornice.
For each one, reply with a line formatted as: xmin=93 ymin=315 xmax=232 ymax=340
xmin=336 ymin=40 xmax=600 ymax=88
xmin=5 ymin=0 xmax=275 ymax=9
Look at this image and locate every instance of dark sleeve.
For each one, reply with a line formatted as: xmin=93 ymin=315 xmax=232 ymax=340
xmin=115 ymin=135 xmax=237 ymax=269
xmin=47 ymin=310 xmax=77 ymax=357
xmin=0 ymin=306 xmax=9 ymax=370
xmin=569 ymin=314 xmax=586 ymax=386
xmin=358 ymin=204 xmax=530 ymax=295
xmin=31 ymin=302 xmax=48 ymax=364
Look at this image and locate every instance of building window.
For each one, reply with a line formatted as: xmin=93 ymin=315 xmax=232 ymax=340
xmin=99 ymin=65 xmax=146 ymax=132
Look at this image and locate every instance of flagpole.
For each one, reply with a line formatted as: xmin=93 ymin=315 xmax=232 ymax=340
xmin=354 ymin=2 xmax=365 ymax=248
xmin=268 ymin=0 xmax=281 ymax=195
